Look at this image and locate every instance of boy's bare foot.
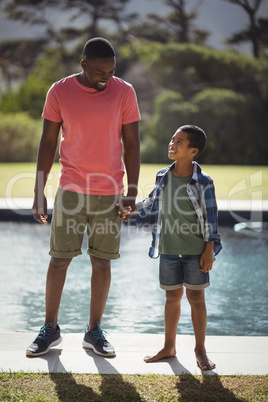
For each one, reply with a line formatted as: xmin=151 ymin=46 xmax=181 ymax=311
xmin=195 ymin=348 xmax=216 ymax=370
xmin=144 ymin=346 xmax=176 ymax=363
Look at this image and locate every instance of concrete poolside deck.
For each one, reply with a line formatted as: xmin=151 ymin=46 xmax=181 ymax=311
xmin=0 ymin=332 xmax=267 ymax=375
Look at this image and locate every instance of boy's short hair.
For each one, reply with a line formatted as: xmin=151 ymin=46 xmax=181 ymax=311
xmin=179 ymin=125 xmax=207 ymax=158
xmin=83 ymin=37 xmax=115 ymax=60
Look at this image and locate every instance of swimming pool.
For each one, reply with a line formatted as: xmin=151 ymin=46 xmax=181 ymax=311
xmin=0 ymin=222 xmax=267 ymax=336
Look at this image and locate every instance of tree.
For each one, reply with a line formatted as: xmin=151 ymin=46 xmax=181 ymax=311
xmin=0 ymin=0 xmax=56 ymax=40
xmin=0 ymin=0 xmax=137 ymax=43
xmin=163 ymin=0 xmax=209 ymax=43
xmin=0 ymin=39 xmax=47 ymax=91
xmin=1 ymin=48 xmax=67 ymax=118
xmin=223 ymin=0 xmax=268 ymax=58
xmin=65 ymin=0 xmax=137 ymax=40
xmin=129 ymin=0 xmax=209 ymax=45
xmin=0 ymin=0 xmax=137 ymax=92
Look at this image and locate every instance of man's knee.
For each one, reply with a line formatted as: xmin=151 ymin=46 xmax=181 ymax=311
xmin=90 ymin=255 xmax=110 ymax=272
xmin=50 ymin=257 xmax=72 ymax=270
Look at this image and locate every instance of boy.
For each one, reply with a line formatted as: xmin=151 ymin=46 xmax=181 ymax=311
xmin=120 ymin=125 xmax=222 ymax=370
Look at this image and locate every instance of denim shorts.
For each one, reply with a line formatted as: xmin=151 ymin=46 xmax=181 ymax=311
xmin=159 ymin=253 xmax=210 ymax=290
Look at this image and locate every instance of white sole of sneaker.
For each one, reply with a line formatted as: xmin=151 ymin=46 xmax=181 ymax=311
xmin=26 ymin=336 xmax=62 ymax=357
xmin=82 ymin=340 xmax=115 ymax=357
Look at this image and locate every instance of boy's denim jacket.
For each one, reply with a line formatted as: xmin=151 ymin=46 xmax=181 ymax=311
xmin=136 ymin=161 xmax=222 ymax=259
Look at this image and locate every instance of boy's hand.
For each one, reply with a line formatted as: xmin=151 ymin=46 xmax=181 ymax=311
xmin=200 ymin=242 xmax=214 ymax=272
xmin=117 ymin=204 xmax=133 ymax=221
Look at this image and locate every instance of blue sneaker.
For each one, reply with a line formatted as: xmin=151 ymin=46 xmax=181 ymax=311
xmin=82 ymin=322 xmax=115 ymax=357
xmin=26 ymin=322 xmax=62 ymax=357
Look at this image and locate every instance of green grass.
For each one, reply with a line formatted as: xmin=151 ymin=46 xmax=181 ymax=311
xmin=0 ymin=373 xmax=267 ymax=401
xmin=0 ymin=163 xmax=267 ymax=200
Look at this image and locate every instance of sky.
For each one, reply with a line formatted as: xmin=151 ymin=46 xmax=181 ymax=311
xmin=0 ymin=0 xmax=268 ymax=54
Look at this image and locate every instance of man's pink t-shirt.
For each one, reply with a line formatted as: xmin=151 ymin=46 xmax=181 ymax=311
xmin=42 ymin=74 xmax=141 ymax=195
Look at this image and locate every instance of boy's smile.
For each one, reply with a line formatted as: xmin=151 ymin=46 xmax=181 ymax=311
xmin=168 ymin=130 xmax=197 ymax=161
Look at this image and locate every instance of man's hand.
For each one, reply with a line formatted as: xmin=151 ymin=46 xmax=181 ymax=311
xmin=122 ymin=193 xmax=137 ymax=213
xmin=32 ymin=193 xmax=48 ymax=225
xmin=117 ymin=193 xmax=138 ymax=221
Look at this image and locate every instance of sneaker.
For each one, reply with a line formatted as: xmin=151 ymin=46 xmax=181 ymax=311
xmin=82 ymin=322 xmax=115 ymax=357
xmin=26 ymin=322 xmax=62 ymax=357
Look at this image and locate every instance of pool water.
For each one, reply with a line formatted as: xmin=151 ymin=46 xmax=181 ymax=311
xmin=0 ymin=222 xmax=267 ymax=336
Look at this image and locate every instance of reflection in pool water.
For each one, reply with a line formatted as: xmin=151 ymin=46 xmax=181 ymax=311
xmin=0 ymin=222 xmax=267 ymax=336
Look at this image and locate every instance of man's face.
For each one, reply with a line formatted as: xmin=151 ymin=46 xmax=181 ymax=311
xmin=81 ymin=57 xmax=116 ymax=91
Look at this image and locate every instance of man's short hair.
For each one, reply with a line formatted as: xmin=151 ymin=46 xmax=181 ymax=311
xmin=83 ymin=37 xmax=115 ymax=60
xmin=179 ymin=125 xmax=207 ymax=158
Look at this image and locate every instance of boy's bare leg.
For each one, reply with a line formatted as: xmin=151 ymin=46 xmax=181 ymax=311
xmin=186 ymin=288 xmax=216 ymax=370
xmin=89 ymin=255 xmax=111 ymax=330
xmin=144 ymin=287 xmax=183 ymax=362
xmin=45 ymin=257 xmax=72 ymax=328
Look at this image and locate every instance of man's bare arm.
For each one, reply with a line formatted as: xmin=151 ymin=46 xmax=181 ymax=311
xmin=121 ymin=121 xmax=140 ymax=212
xmin=32 ymin=119 xmax=61 ymax=225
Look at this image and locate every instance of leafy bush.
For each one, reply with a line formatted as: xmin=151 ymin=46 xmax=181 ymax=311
xmin=146 ymin=43 xmax=262 ymax=99
xmin=0 ymin=113 xmax=42 ymax=162
xmin=140 ymin=91 xmax=199 ymax=164
xmin=140 ymin=88 xmax=268 ymax=165
xmin=136 ymin=42 xmax=268 ymax=164
xmin=0 ymin=47 xmax=67 ymax=119
xmin=0 ymin=77 xmax=49 ymax=119
xmin=192 ymin=88 xmax=268 ymax=164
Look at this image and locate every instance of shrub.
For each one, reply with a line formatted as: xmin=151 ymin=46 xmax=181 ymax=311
xmin=141 ymin=90 xmax=199 ymax=163
xmin=0 ymin=113 xmax=42 ymax=162
xmin=140 ymin=88 xmax=268 ymax=165
xmin=192 ymin=88 xmax=268 ymax=164
xmin=147 ymin=43 xmax=262 ymax=98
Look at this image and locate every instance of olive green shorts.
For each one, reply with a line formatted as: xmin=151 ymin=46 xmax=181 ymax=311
xmin=49 ymin=189 xmax=123 ymax=260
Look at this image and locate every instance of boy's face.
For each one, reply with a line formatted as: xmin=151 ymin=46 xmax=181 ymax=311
xmin=168 ymin=130 xmax=197 ymax=161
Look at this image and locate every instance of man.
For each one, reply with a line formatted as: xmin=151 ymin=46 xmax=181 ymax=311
xmin=26 ymin=37 xmax=140 ymax=358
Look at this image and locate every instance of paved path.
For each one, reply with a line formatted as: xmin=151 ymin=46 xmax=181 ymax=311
xmin=1 ymin=333 xmax=267 ymax=375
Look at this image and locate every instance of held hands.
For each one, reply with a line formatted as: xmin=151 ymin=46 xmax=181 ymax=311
xmin=118 ymin=205 xmax=133 ymax=221
xmin=117 ymin=194 xmax=137 ymax=221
